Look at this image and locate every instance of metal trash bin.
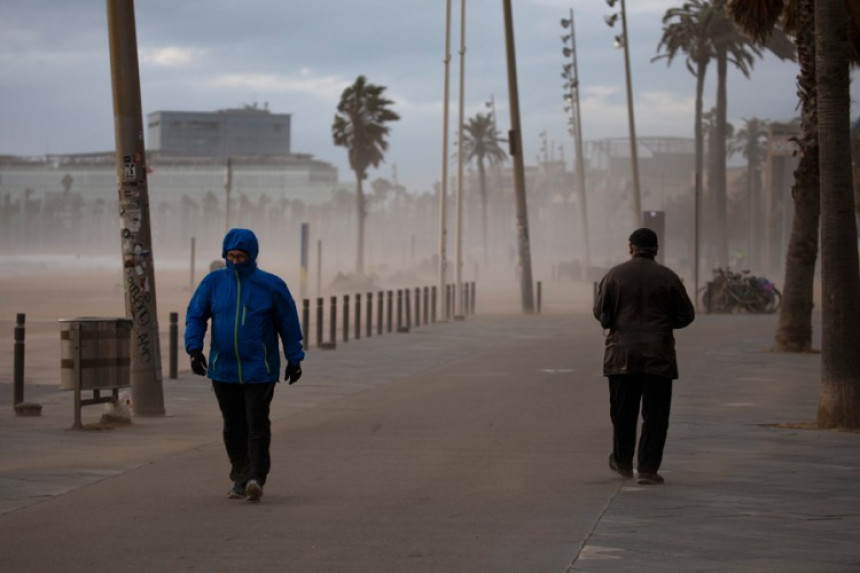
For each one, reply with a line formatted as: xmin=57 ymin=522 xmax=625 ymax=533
xmin=60 ymin=317 xmax=133 ymax=390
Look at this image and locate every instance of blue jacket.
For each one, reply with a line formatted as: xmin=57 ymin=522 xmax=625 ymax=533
xmin=184 ymin=228 xmax=305 ymax=383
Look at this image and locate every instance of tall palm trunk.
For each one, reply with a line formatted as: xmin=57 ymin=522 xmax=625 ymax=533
xmin=774 ymin=1 xmax=818 ymax=352
xmin=816 ymin=0 xmax=860 ymax=428
xmin=694 ymin=58 xmax=707 ymax=291
xmin=355 ymin=176 xmax=366 ymax=275
xmin=714 ymin=46 xmax=729 ymax=267
xmin=477 ymin=157 xmax=488 ymax=264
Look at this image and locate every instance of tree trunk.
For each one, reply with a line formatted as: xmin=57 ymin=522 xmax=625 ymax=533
xmin=816 ymin=0 xmax=860 ymax=428
xmin=694 ymin=59 xmax=707 ymax=293
xmin=774 ymin=1 xmax=819 ymax=353
xmin=355 ymin=175 xmax=365 ymax=275
xmin=478 ymin=157 xmax=488 ymax=264
xmin=714 ymin=47 xmax=729 ymax=268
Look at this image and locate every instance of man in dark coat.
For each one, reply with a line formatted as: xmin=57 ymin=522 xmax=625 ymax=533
xmin=593 ymin=228 xmax=695 ymax=484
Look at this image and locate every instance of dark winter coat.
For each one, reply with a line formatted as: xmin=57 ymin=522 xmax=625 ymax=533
xmin=593 ymin=254 xmax=695 ymax=379
xmin=185 ymin=228 xmax=305 ymax=383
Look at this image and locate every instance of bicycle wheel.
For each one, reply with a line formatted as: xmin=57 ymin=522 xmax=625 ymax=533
xmin=700 ymin=286 xmax=712 ymax=312
xmin=765 ymin=287 xmax=782 ymax=313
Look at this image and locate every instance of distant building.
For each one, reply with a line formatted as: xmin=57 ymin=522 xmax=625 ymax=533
xmin=0 ymin=105 xmax=342 ymax=207
xmin=147 ymin=105 xmax=291 ymax=159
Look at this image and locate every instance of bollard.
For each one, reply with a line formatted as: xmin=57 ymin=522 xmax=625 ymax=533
xmin=537 ymin=281 xmax=542 ymax=314
xmin=396 ymin=289 xmax=403 ymax=331
xmin=11 ymin=314 xmax=39 ymax=416
xmin=302 ymin=299 xmax=310 ymax=353
xmin=322 ymin=296 xmax=337 ymax=350
xmin=13 ymin=313 xmax=25 ymax=405
xmin=454 ymin=284 xmax=466 ymax=321
xmin=169 ymin=312 xmax=178 ymax=379
xmin=468 ymin=282 xmax=474 ymax=315
xmin=423 ymin=287 xmax=429 ymax=324
xmin=330 ymin=295 xmax=339 ymax=344
xmin=472 ymin=282 xmax=477 ymax=315
xmin=343 ymin=294 xmax=350 ymax=343
xmin=316 ymin=297 xmax=324 ymax=348
xmin=405 ymin=289 xmax=412 ymax=329
xmin=431 ymin=286 xmax=437 ymax=323
xmin=366 ymin=291 xmax=373 ymax=338
xmin=386 ymin=291 xmax=393 ymax=333
xmin=414 ymin=287 xmax=421 ymax=328
xmin=377 ymin=291 xmax=384 ymax=335
xmin=355 ymin=293 xmax=361 ymax=340
xmin=400 ymin=289 xmax=411 ymax=333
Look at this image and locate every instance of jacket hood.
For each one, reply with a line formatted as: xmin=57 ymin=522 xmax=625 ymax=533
xmin=222 ymin=228 xmax=259 ymax=264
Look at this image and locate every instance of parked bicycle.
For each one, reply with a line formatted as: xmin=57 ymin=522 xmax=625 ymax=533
xmin=700 ymin=268 xmax=781 ymax=314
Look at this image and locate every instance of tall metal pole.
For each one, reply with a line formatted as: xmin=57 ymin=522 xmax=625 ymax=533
xmin=454 ymin=0 xmax=466 ymax=319
xmin=106 ymin=0 xmax=165 ymax=416
xmin=620 ymin=0 xmax=642 ymax=225
xmin=439 ymin=0 xmax=453 ymax=320
xmin=502 ymin=0 xmax=535 ymax=313
xmin=563 ymin=8 xmax=590 ymax=280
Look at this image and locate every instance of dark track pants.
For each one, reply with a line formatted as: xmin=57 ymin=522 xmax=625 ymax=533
xmin=608 ymin=374 xmax=673 ymax=474
xmin=212 ymin=381 xmax=276 ymax=486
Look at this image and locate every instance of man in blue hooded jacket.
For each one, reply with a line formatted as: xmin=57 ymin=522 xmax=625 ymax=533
xmin=185 ymin=228 xmax=305 ymax=502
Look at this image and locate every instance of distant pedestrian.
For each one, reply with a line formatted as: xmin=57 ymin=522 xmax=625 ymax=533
xmin=185 ymin=228 xmax=305 ymax=502
xmin=593 ymin=228 xmax=695 ymax=485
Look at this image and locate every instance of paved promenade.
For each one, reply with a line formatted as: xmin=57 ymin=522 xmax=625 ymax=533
xmin=0 ymin=300 xmax=858 ymax=571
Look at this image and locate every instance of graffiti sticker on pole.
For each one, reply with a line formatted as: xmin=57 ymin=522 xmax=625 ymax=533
xmin=122 ymin=156 xmax=137 ymax=181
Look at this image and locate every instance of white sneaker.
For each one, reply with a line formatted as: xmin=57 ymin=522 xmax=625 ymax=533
xmin=246 ymin=479 xmax=263 ymax=502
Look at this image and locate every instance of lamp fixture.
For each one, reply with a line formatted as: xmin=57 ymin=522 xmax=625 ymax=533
xmin=604 ymin=14 xmax=619 ymax=27
xmin=614 ymin=35 xmax=624 ymax=49
xmin=561 ymin=18 xmax=571 ymax=28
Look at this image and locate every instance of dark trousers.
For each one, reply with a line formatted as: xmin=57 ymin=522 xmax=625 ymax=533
xmin=212 ymin=381 xmax=276 ymax=486
xmin=608 ymin=374 xmax=673 ymax=474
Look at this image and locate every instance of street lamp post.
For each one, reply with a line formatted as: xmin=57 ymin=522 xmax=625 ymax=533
xmin=454 ymin=0 xmax=466 ymax=320
xmin=561 ymin=9 xmax=590 ymax=281
xmin=502 ymin=0 xmax=535 ymax=313
xmin=606 ymin=0 xmax=641 ymax=226
xmin=439 ymin=0 xmax=453 ymax=321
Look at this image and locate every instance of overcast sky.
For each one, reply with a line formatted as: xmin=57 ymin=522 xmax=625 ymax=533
xmin=1 ymin=0 xmax=858 ymax=193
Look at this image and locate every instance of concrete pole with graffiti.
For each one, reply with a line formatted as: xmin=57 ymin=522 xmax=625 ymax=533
xmin=106 ymin=0 xmax=165 ymax=416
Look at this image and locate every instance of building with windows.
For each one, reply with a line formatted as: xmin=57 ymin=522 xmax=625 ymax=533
xmin=147 ymin=105 xmax=291 ymax=159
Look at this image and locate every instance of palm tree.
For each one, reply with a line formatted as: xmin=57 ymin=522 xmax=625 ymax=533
xmin=712 ymin=0 xmax=795 ymax=267
xmin=814 ymin=0 xmax=860 ymax=428
xmin=654 ymin=2 xmax=714 ymax=289
xmin=730 ymin=116 xmax=769 ymax=267
xmin=728 ymin=0 xmax=818 ymax=354
xmin=332 ymin=75 xmax=400 ymax=275
xmin=852 ymin=120 xmax=860 ymax=216
xmin=460 ymin=112 xmax=508 ymax=261
xmin=729 ymin=0 xmax=860 ymax=427
xmin=703 ymin=107 xmax=735 ymax=268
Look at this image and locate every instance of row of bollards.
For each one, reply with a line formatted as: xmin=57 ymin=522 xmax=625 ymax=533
xmin=299 ymin=283 xmax=477 ymax=352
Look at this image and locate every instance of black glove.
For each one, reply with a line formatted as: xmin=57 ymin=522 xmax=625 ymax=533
xmin=285 ymin=361 xmax=302 ymax=384
xmin=190 ymin=350 xmax=207 ymax=376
